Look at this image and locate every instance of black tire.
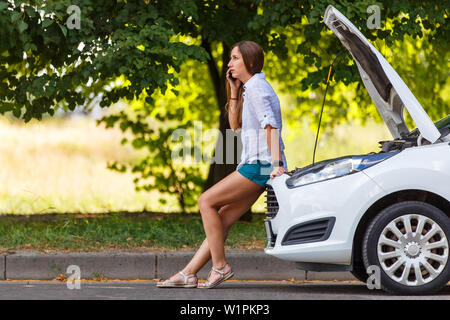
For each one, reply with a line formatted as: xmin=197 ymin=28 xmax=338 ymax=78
xmin=362 ymin=201 xmax=450 ymax=295
xmin=350 ymin=261 xmax=369 ymax=283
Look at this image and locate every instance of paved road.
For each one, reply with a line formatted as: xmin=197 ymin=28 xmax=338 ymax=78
xmin=0 ymin=280 xmax=449 ymax=300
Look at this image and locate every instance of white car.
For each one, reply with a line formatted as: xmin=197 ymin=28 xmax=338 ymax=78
xmin=264 ymin=5 xmax=450 ymax=295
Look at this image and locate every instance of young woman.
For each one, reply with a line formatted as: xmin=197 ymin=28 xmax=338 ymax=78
xmin=157 ymin=40 xmax=288 ymax=289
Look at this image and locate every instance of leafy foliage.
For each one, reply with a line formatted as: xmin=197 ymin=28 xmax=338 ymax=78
xmin=0 ymin=0 xmax=209 ymax=121
xmin=254 ymin=0 xmax=449 ymax=127
xmin=1 ymin=0 xmax=448 ymax=212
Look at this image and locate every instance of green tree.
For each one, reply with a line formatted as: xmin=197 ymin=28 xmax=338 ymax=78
xmin=1 ymin=0 xmax=448 ymax=214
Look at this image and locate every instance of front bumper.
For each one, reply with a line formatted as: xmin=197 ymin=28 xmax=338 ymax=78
xmin=264 ymin=170 xmax=384 ymax=265
xmin=264 ymin=219 xmax=276 ymax=249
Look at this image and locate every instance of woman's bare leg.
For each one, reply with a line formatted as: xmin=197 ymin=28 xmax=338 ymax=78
xmin=182 ymin=187 xmax=264 ymax=276
xmin=197 ymin=170 xmax=265 ymax=283
xmin=157 ymin=172 xmax=265 ymax=285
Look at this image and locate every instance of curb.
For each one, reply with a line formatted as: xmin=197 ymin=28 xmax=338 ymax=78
xmin=0 ymin=250 xmax=358 ymax=282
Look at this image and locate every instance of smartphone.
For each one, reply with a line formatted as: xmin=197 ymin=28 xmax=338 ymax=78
xmin=228 ymin=71 xmax=237 ymax=82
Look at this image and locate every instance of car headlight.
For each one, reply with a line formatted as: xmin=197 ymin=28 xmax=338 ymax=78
xmin=286 ymin=151 xmax=399 ymax=188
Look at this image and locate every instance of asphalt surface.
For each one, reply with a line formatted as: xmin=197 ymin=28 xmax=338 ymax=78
xmin=2 ymin=250 xmax=450 ymax=305
xmin=0 ymin=280 xmax=449 ymax=300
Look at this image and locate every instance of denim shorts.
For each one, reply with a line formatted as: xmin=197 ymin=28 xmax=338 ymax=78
xmin=237 ymin=160 xmax=273 ymax=188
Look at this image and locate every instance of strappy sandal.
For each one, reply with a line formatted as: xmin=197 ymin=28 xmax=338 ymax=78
xmin=156 ymin=271 xmax=198 ymax=288
xmin=198 ymin=264 xmax=234 ymax=289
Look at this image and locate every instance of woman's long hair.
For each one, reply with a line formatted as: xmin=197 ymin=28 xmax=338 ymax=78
xmin=225 ymin=41 xmax=264 ymax=128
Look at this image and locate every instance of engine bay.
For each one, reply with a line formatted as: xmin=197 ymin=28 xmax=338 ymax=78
xmin=379 ymin=123 xmax=450 ymax=152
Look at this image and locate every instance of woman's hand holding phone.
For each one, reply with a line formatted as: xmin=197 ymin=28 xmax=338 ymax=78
xmin=226 ymin=68 xmax=241 ymax=93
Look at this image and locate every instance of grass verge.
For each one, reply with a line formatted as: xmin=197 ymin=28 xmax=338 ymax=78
xmin=0 ymin=212 xmax=266 ymax=252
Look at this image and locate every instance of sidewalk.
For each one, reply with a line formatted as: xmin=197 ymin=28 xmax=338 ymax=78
xmin=0 ymin=249 xmax=358 ymax=282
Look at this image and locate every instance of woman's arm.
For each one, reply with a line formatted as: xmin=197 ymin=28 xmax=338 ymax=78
xmin=228 ymin=98 xmax=240 ymax=131
xmin=226 ymin=70 xmax=242 ymax=131
xmin=265 ymin=124 xmax=286 ymax=178
xmin=265 ymin=124 xmax=282 ymax=164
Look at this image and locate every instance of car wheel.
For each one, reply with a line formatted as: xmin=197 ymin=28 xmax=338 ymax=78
xmin=363 ymin=201 xmax=450 ymax=295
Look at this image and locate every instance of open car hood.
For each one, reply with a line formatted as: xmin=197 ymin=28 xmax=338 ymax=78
xmin=324 ymin=5 xmax=441 ymax=143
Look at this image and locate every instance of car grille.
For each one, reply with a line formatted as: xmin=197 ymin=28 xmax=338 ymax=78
xmin=265 ymin=185 xmax=279 ymax=218
xmin=281 ymin=217 xmax=336 ymax=246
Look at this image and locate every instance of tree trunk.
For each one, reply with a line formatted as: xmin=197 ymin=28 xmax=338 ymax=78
xmin=201 ymin=40 xmax=252 ymax=221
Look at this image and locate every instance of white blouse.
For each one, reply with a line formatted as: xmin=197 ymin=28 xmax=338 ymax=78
xmin=236 ymin=72 xmax=288 ymax=172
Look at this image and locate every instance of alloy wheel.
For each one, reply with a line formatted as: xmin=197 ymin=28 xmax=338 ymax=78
xmin=377 ymin=214 xmax=449 ymax=286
